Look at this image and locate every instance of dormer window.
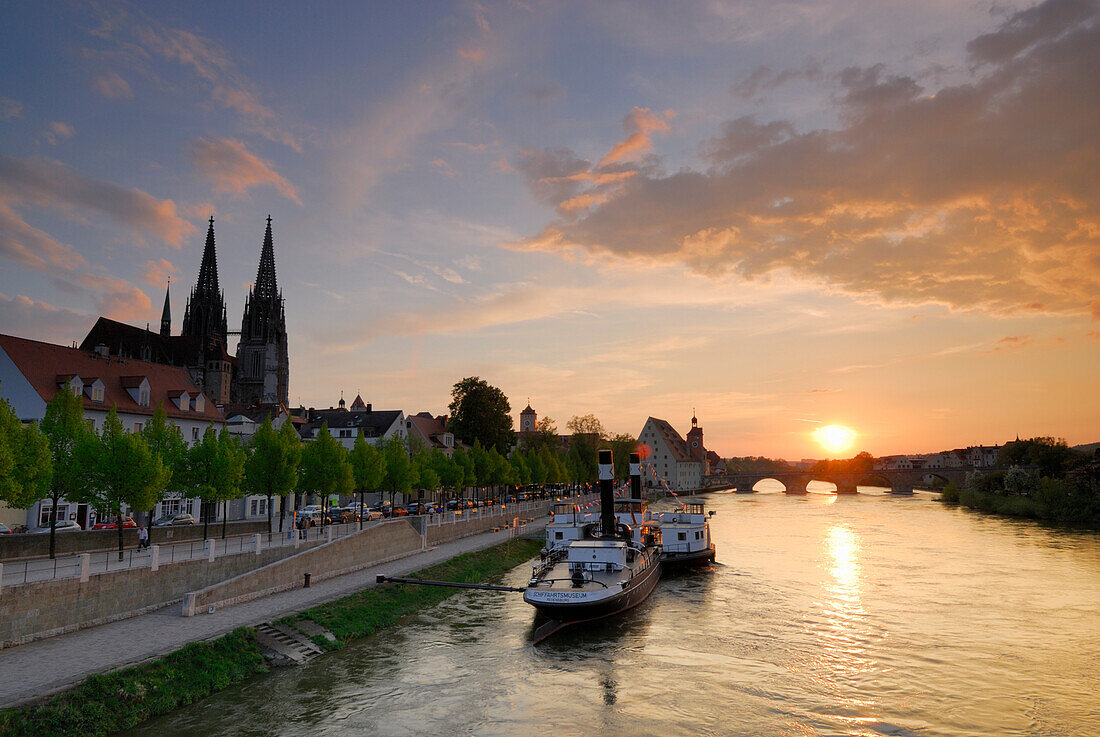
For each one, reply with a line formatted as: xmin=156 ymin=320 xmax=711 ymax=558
xmin=169 ymin=390 xmax=190 ymax=412
xmin=121 ymin=376 xmax=151 ymax=407
xmin=85 ymin=378 xmax=105 ymax=403
xmin=57 ymin=374 xmax=82 ymax=397
xmin=194 ymin=394 xmax=205 ymax=413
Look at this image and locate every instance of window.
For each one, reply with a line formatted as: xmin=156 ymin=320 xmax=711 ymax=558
xmin=161 ymin=498 xmax=181 ymax=516
xmin=133 ymin=422 xmax=143 ymax=433
xmin=92 ymin=386 xmax=104 ymax=402
xmin=39 ymin=504 xmax=68 ymax=527
xmin=555 ymin=531 xmax=563 ymax=540
xmin=678 ymin=532 xmax=687 ymax=541
xmin=192 ymin=426 xmax=200 ymax=441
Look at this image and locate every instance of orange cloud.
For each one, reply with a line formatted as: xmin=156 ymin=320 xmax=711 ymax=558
xmin=141 ymin=258 xmax=176 ymax=287
xmin=598 ymin=107 xmax=673 ymax=168
xmin=514 ymin=0 xmax=1100 ymax=317
xmin=190 ymin=138 xmax=302 ymax=205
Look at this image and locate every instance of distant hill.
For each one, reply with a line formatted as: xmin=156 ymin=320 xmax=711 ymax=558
xmin=1072 ymin=442 xmax=1100 ymax=454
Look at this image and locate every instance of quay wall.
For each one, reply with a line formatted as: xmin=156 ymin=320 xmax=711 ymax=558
xmin=426 ymin=501 xmax=552 ymax=546
xmin=0 ymin=520 xmax=271 ymax=561
xmin=183 ymin=519 xmax=423 ymax=616
xmin=0 ymin=542 xmax=300 ymax=648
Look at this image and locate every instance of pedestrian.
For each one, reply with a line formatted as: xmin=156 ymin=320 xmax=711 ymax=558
xmin=138 ymin=525 xmax=149 ymax=550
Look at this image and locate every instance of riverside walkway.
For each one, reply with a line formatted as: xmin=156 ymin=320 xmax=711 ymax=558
xmin=0 ymin=520 xmax=547 ymax=708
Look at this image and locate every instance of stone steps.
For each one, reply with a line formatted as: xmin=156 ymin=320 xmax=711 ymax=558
xmin=254 ymin=622 xmax=329 ymax=665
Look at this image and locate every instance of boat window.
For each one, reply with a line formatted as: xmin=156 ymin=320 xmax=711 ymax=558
xmin=555 ymin=531 xmax=563 ymax=539
xmin=678 ymin=532 xmax=687 ymax=540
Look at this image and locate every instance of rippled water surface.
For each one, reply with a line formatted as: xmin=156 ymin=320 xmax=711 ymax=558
xmin=126 ymin=493 xmax=1100 ymax=737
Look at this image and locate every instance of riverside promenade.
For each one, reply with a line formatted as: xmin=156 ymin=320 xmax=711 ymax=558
xmin=0 ymin=520 xmax=546 ymax=708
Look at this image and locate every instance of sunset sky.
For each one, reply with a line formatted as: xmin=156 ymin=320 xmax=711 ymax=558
xmin=1 ymin=0 xmax=1097 ymax=459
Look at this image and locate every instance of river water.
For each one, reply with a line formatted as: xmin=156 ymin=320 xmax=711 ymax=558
xmin=126 ymin=492 xmax=1099 ymax=737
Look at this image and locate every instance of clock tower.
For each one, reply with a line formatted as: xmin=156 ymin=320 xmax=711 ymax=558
xmin=686 ymin=410 xmax=705 ymax=461
xmin=520 ymin=402 xmax=537 ymax=434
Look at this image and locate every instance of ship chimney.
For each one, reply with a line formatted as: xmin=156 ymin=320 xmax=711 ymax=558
xmin=598 ymin=448 xmax=616 ymax=537
xmin=629 ymin=452 xmax=642 ymax=498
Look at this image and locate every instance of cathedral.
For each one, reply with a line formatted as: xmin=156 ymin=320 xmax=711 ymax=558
xmin=80 ymin=216 xmax=290 ymax=408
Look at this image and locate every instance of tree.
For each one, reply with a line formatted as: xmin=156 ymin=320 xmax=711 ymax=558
xmin=140 ymin=403 xmax=187 ymax=529
xmin=299 ymin=423 xmax=353 ymax=524
xmin=414 ymin=450 xmax=441 ymax=504
xmin=0 ymin=395 xmax=51 ymax=517
xmin=452 ymin=447 xmax=474 ymax=501
xmin=77 ymin=406 xmax=169 ymax=560
xmin=606 ymin=433 xmax=636 ymax=479
xmin=187 ymin=426 xmax=240 ymax=540
xmin=245 ymin=418 xmax=301 ymax=535
xmin=447 ymin=377 xmax=514 ymax=454
xmin=349 ymin=435 xmax=385 ymax=529
xmin=39 ymin=387 xmax=89 ymax=559
xmin=430 ymin=450 xmax=464 ymax=506
xmin=567 ymin=414 xmax=606 ymax=439
xmin=217 ymin=429 xmax=246 ymax=539
xmin=277 ymin=419 xmax=302 ymax=531
xmin=380 ymin=435 xmax=416 ymax=506
xmin=510 ymin=452 xmax=531 ymax=487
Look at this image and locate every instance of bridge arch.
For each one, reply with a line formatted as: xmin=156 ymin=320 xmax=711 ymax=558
xmin=752 ymin=478 xmax=787 ymax=494
xmin=918 ymin=472 xmax=950 ymax=489
xmin=857 ymin=474 xmax=894 ymax=493
xmin=806 ymin=479 xmax=838 ymax=494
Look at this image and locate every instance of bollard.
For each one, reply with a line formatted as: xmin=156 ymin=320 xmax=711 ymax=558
xmin=79 ymin=553 xmax=91 ymax=582
xmin=326 ymin=525 xmax=334 ymax=544
xmin=253 ymin=533 xmax=262 ymax=555
xmin=304 ymin=572 xmax=311 ymax=588
xmin=150 ymin=545 xmax=160 ymax=572
xmin=293 ymin=528 xmax=300 ymax=549
xmin=205 ymin=539 xmax=215 ymax=563
xmin=0 ymin=562 xmax=4 ymax=596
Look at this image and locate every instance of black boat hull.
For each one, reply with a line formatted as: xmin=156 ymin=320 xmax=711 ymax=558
xmin=660 ymin=543 xmax=716 ymax=568
xmin=526 ymin=554 xmax=662 ymax=624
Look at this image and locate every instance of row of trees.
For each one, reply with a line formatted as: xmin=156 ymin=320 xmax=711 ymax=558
xmin=1 ymin=381 xmax=640 ymax=560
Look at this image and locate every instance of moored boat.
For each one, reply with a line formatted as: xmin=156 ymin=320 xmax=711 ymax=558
xmin=524 ymin=450 xmax=662 ymax=639
xmin=652 ymin=501 xmax=716 ymax=567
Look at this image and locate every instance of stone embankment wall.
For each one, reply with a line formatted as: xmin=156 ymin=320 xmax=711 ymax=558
xmin=184 ymin=519 xmax=424 ymax=615
xmin=0 ymin=542 xmax=300 ymax=648
xmin=426 ymin=502 xmax=552 ymax=546
xmin=0 ymin=520 xmax=271 ymax=561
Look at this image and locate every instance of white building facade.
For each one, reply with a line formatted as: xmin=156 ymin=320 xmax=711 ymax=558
xmin=637 ymin=416 xmax=705 ymax=493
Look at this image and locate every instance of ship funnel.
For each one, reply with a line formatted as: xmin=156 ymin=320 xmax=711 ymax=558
xmin=598 ymin=448 xmax=616 ymax=537
xmin=629 ymin=452 xmax=642 ymax=498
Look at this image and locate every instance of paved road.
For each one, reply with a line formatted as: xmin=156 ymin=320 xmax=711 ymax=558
xmin=0 ymin=519 xmax=548 ymax=708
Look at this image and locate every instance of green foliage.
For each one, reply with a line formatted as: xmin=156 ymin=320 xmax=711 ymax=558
xmin=76 ymin=406 xmax=170 ymax=557
xmin=0 ymin=395 xmax=51 ymax=509
xmin=379 ymin=435 xmax=415 ymax=502
xmin=284 ymin=538 xmax=543 ymax=648
xmin=348 ymin=435 xmax=385 ymax=493
xmin=245 ymin=417 xmax=301 ymax=531
xmin=0 ymin=628 xmax=267 ymax=737
xmin=140 ymin=404 xmax=187 ymax=512
xmin=299 ymin=423 xmax=353 ymax=502
xmin=1003 ymin=467 xmax=1040 ymax=496
xmin=940 ymin=482 xmax=960 ymax=503
xmin=40 ymin=388 xmax=90 ymax=557
xmin=605 ymin=433 xmax=637 ymax=479
xmin=810 ymin=451 xmax=875 ymax=475
xmin=945 ymin=477 xmax=1100 ymax=528
xmin=446 ymin=376 xmax=514 ymax=454
xmin=999 ymin=436 xmax=1078 ymax=478
xmin=186 ymin=426 xmax=245 ymax=537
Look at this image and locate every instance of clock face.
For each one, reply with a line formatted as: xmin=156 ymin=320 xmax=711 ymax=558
xmin=691 ymin=440 xmax=699 ymax=447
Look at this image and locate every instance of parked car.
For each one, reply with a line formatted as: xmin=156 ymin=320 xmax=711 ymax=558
xmin=153 ymin=512 xmax=196 ymax=526
xmin=364 ymin=506 xmax=385 ymax=520
xmin=297 ymin=509 xmax=324 ymax=527
xmin=92 ymin=515 xmax=137 ymax=530
xmin=0 ymin=522 xmax=11 ymax=534
xmin=390 ymin=505 xmax=409 ymax=517
xmin=326 ymin=507 xmax=354 ymax=524
xmin=32 ymin=519 xmax=82 ymax=533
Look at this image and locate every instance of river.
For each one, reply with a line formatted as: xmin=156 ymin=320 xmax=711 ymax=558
xmin=125 ymin=492 xmax=1100 ymax=737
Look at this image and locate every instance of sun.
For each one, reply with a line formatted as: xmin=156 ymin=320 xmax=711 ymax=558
xmin=813 ymin=424 xmax=858 ymax=455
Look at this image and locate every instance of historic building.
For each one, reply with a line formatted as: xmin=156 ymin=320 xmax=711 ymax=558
xmin=299 ymin=395 xmax=407 ymax=449
xmin=637 ymin=414 xmax=708 ymax=492
xmin=233 ymin=216 xmax=289 ymax=406
xmin=79 ymin=215 xmax=290 ymax=410
xmin=0 ymin=332 xmax=225 ymax=529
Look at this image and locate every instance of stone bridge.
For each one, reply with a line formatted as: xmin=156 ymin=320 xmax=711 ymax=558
xmin=707 ymin=467 xmax=971 ymax=495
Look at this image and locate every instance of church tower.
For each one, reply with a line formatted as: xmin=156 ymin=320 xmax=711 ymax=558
xmin=232 ymin=216 xmax=290 ymax=406
xmin=181 ymin=217 xmax=231 ymax=404
xmin=686 ymin=410 xmax=705 ymax=461
xmin=159 ymin=279 xmax=172 ymax=338
xmin=520 ymin=402 xmax=537 ymax=433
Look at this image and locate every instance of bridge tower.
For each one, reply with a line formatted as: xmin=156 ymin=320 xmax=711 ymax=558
xmin=686 ymin=410 xmax=705 ymax=462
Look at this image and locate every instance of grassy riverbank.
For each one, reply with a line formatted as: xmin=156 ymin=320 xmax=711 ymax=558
xmin=0 ymin=537 xmax=543 ymax=737
xmin=941 ymin=481 xmax=1100 ymax=529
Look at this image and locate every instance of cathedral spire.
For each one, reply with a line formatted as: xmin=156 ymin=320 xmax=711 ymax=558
xmin=254 ymin=214 xmax=278 ymax=303
xmin=160 ymin=278 xmax=171 ymax=338
xmin=196 ymin=216 xmax=221 ymax=298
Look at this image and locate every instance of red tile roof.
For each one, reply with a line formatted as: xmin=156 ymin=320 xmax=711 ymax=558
xmin=0 ymin=333 xmax=224 ymax=423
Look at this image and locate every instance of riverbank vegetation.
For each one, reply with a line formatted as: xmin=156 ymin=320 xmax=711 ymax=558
xmin=941 ymin=437 xmax=1100 ymax=528
xmin=0 ymin=537 xmax=543 ymax=737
